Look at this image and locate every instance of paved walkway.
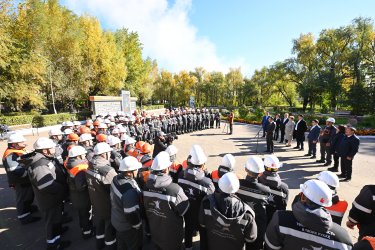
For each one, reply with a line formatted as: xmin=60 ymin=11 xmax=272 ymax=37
xmin=0 ymin=123 xmax=373 ymax=249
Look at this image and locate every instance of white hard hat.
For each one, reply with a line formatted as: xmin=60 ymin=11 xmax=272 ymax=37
xmin=73 ymin=121 xmax=81 ymax=126
xmin=8 ymin=133 xmax=26 ymax=143
xmin=118 ymin=127 xmax=127 ymax=133
xmin=65 ymin=121 xmax=74 ymax=127
xmin=107 ymin=135 xmax=121 ymax=146
xmin=165 ymin=145 xmax=178 ymax=156
xmin=119 ymin=156 xmax=142 ymax=172
xmin=98 ymin=123 xmax=108 ymax=129
xmin=109 ymin=122 xmax=116 ymax=127
xmin=189 ymin=145 xmax=207 ymax=165
xmin=245 ymin=156 xmax=265 ymax=173
xmin=121 ymin=133 xmax=129 ymax=141
xmin=33 ymin=137 xmax=56 ymax=150
xmin=317 ymin=171 xmax=339 ymax=189
xmin=61 ymin=121 xmax=67 ymax=126
xmin=104 ymin=119 xmax=111 ymax=124
xmin=93 ymin=142 xmax=112 ymax=155
xmin=64 ymin=128 xmax=73 ymax=135
xmin=111 ymin=128 xmax=120 ymax=134
xmin=125 ymin=137 xmax=136 ymax=145
xmin=79 ymin=133 xmax=93 ymax=142
xmin=264 ymin=155 xmax=282 ymax=169
xmin=124 ymin=117 xmax=129 ymax=122
xmin=48 ymin=128 xmax=63 ymax=136
xmin=221 ymin=154 xmax=236 ymax=170
xmin=300 ymin=179 xmax=332 ymax=207
xmin=218 ymin=172 xmax=240 ymax=194
xmin=326 ymin=117 xmax=336 ymax=123
xmin=68 ymin=146 xmax=87 ymax=158
xmin=151 ymin=151 xmax=172 ymax=171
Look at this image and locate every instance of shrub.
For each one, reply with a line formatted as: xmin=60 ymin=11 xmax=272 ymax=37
xmin=140 ymin=105 xmax=165 ymax=111
xmin=0 ymin=115 xmax=35 ymax=126
xmin=32 ymin=113 xmax=77 ymax=128
xmin=238 ymin=105 xmax=249 ymax=118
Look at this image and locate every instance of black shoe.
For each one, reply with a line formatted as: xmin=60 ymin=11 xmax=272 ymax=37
xmin=323 ymin=162 xmax=331 ymax=167
xmin=340 ymin=178 xmax=351 ymax=182
xmin=57 ymin=240 xmax=71 ymax=250
xmin=310 ymin=155 xmax=316 ymax=159
xmin=337 ymin=174 xmax=346 ymax=178
xmin=316 ymin=160 xmax=325 ymax=163
xmin=304 ymin=154 xmax=311 ymax=156
xmin=279 ymin=141 xmax=283 ymax=143
xmin=298 ymin=148 xmax=304 ymax=151
xmin=21 ymin=216 xmax=41 ymax=225
xmin=328 ymin=167 xmax=338 ymax=172
xmin=264 ymin=150 xmax=270 ymax=153
xmin=293 ymin=146 xmax=299 ymax=149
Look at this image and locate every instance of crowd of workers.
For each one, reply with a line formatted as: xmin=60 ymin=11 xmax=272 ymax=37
xmin=2 ymin=108 xmax=374 ymax=250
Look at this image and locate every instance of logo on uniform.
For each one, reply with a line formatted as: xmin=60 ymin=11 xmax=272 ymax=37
xmin=153 ymin=200 xmax=161 ymax=210
xmin=87 ymin=178 xmax=93 ymax=186
xmin=188 ymin=188 xmax=194 ymax=196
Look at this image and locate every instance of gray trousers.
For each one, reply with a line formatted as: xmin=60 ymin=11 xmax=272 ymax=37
xmin=42 ymin=203 xmax=63 ymax=249
xmin=116 ymin=227 xmax=143 ymax=250
xmin=320 ymin=142 xmax=332 ymax=163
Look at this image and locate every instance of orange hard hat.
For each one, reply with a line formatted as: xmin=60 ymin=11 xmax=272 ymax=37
xmin=79 ymin=126 xmax=91 ymax=135
xmin=142 ymin=143 xmax=152 ymax=154
xmin=93 ymin=120 xmax=101 ymax=126
xmin=67 ymin=133 xmax=79 ymax=141
xmin=135 ymin=141 xmax=145 ymax=150
xmin=96 ymin=134 xmax=107 ymax=142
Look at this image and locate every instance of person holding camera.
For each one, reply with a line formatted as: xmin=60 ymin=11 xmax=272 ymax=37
xmin=152 ymin=131 xmax=169 ymax=158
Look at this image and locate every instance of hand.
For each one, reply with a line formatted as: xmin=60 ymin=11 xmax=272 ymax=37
xmin=326 ymin=143 xmax=330 ymax=147
xmin=346 ymin=220 xmax=356 ymax=229
xmin=346 ymin=157 xmax=352 ymax=160
xmin=313 ymin=140 xmax=317 ymax=143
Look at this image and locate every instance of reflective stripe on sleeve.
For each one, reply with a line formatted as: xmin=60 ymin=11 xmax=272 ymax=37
xmin=237 ymin=188 xmax=268 ymax=200
xmin=348 ymin=216 xmax=358 ymax=223
xmin=86 ymin=170 xmax=102 ymax=182
xmin=111 ymin=182 xmax=122 ymax=199
xmin=123 ymin=205 xmax=140 ymax=213
xmin=38 ymin=180 xmax=54 ymax=190
xmin=132 ymin=222 xmax=142 ymax=229
xmin=105 ymin=239 xmax=117 ymax=245
xmin=268 ymin=189 xmax=287 ymax=198
xmin=178 ymin=179 xmax=208 ymax=193
xmin=96 ymin=234 xmax=105 ymax=239
xmin=143 ymin=191 xmax=176 ymax=203
xmin=17 ymin=212 xmax=31 ymax=219
xmin=279 ymin=226 xmax=352 ymax=250
xmin=264 ymin=234 xmax=282 ymax=250
xmin=353 ymin=201 xmax=372 ymax=214
xmin=9 ymin=164 xmax=22 ymax=171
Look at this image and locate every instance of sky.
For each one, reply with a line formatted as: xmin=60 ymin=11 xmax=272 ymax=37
xmin=60 ymin=0 xmax=375 ymax=76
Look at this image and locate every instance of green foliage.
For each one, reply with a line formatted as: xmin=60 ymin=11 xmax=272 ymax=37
xmin=0 ymin=115 xmax=35 ymax=126
xmin=32 ymin=113 xmax=76 ymax=128
xmin=141 ymin=105 xmax=165 ymax=111
xmin=238 ymin=105 xmax=249 ymax=118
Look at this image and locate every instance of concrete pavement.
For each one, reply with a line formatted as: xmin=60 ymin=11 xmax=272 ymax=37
xmin=0 ymin=122 xmax=373 ymax=249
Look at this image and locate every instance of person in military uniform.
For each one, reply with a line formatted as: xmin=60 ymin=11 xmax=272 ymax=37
xmin=317 ymin=117 xmax=336 ymax=166
xmin=142 ymin=116 xmax=151 ymax=143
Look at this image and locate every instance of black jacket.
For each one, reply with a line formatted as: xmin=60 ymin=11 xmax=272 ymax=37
xmin=294 ymin=119 xmax=307 ymax=139
xmin=265 ymin=201 xmax=352 ymax=250
xmin=199 ymin=191 xmax=257 ymax=250
xmin=336 ymin=134 xmax=360 ymax=158
xmin=152 ymin=137 xmax=168 ymax=158
xmin=266 ymin=122 xmax=276 ymax=137
xmin=86 ymin=155 xmax=117 ymax=219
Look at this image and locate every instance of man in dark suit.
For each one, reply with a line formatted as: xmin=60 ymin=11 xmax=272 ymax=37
xmin=336 ymin=126 xmax=360 ymax=182
xmin=261 ymin=111 xmax=270 ymax=137
xmin=279 ymin=113 xmax=289 ymax=143
xmin=265 ymin=117 xmax=276 ymax=153
xmin=293 ymin=114 xmax=307 ymax=150
xmin=305 ymin=119 xmax=320 ymax=158
xmin=273 ymin=114 xmax=281 ymax=141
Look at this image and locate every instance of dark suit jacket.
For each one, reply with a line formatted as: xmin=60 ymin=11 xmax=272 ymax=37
xmin=307 ymin=125 xmax=321 ymax=141
xmin=262 ymin=116 xmax=269 ymax=129
xmin=280 ymin=118 xmax=289 ymax=131
xmin=294 ymin=119 xmax=307 ymax=140
xmin=266 ymin=122 xmax=276 ymax=138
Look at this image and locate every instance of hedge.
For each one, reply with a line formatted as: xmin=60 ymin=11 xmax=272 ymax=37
xmin=32 ymin=113 xmax=77 ymax=128
xmin=0 ymin=115 xmax=35 ymax=126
